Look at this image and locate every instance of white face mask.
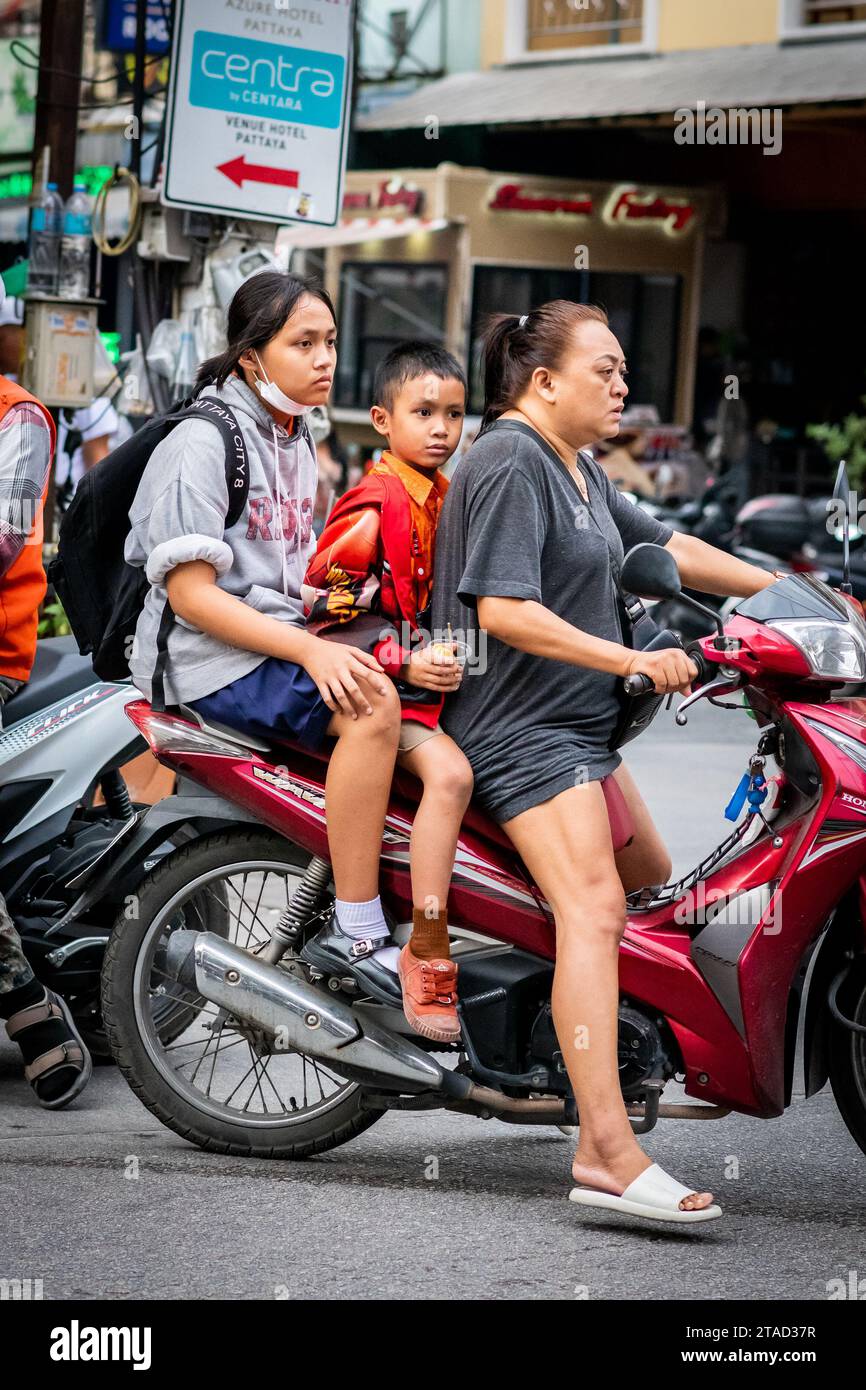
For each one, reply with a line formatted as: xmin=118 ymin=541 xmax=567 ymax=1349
xmin=252 ymin=351 xmax=313 ymax=416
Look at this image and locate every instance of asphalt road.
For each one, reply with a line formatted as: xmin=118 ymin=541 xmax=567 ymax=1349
xmin=1 ymin=700 xmax=864 ymax=1301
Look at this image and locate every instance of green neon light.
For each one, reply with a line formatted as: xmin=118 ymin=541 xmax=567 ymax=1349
xmin=0 ymin=165 xmax=113 ymax=203
xmin=0 ymin=171 xmax=30 ymax=201
xmin=99 ymin=331 xmax=121 ymax=364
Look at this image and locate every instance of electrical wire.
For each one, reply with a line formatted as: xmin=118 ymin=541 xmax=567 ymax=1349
xmin=10 ymin=37 xmax=119 ymax=84
xmin=10 ymin=37 xmax=166 ymax=90
xmin=92 ymin=167 xmax=142 ymax=256
xmin=10 ymin=38 xmax=167 ymax=112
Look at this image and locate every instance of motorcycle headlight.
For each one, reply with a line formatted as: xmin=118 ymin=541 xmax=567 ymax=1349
xmin=769 ymin=618 xmax=866 ymax=681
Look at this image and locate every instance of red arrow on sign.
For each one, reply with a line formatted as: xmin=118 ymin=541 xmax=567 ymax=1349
xmin=217 ymin=156 xmax=300 ymax=190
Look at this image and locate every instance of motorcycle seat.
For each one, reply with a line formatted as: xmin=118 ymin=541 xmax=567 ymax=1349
xmin=178 ymin=705 xmax=273 ymax=753
xmin=172 ymin=714 xmax=633 ymax=857
xmin=219 ymin=721 xmax=520 ymax=854
xmin=2 ymin=636 xmax=100 ymax=725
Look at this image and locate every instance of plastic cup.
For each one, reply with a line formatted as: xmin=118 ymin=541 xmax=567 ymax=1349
xmin=431 ymin=640 xmax=470 ymax=669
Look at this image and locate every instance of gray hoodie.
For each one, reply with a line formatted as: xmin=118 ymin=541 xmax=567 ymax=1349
xmin=124 ymin=374 xmax=318 ymax=705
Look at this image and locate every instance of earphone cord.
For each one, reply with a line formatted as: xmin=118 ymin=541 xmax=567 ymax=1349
xmin=292 ymin=420 xmax=302 ymax=563
xmin=271 ymin=424 xmax=290 ymax=603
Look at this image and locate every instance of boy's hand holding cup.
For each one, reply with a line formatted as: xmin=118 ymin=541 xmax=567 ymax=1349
xmin=402 ymin=640 xmax=465 ymax=691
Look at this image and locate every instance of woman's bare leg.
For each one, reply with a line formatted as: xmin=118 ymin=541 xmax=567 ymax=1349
xmin=325 ymin=678 xmax=401 ymax=901
xmin=502 ymin=781 xmax=714 ymax=1211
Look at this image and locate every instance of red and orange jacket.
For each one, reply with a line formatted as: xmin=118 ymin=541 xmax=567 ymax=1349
xmin=302 ymin=452 xmax=449 ymax=728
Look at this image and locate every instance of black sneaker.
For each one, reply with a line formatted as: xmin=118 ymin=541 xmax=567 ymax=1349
xmin=300 ymin=909 xmax=402 ymax=1005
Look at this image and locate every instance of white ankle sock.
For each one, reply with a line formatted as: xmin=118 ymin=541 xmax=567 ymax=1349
xmin=335 ymin=896 xmax=389 ymax=941
xmin=334 ymin=897 xmax=398 ymax=974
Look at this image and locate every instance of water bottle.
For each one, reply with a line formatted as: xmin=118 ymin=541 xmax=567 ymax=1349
xmin=58 ymin=183 xmax=92 ymax=300
xmin=27 ymin=182 xmax=63 ymax=295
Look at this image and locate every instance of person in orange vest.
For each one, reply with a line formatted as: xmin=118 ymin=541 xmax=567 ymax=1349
xmin=0 ymin=272 xmax=92 ymax=1108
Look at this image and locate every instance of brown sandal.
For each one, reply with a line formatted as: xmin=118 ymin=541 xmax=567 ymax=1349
xmin=5 ymin=990 xmax=92 ymax=1109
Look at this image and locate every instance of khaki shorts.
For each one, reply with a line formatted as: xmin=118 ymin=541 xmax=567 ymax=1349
xmin=398 ymin=720 xmax=445 ymax=755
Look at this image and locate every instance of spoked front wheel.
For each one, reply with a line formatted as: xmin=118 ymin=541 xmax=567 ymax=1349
xmin=100 ymin=829 xmax=385 ymax=1158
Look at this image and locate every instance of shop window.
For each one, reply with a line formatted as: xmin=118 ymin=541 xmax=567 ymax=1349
xmin=803 ymin=1 xmax=866 ymax=23
xmin=334 ymin=261 xmax=449 ymax=409
xmin=526 ymin=0 xmax=645 ymax=51
xmin=468 ymin=265 xmax=681 ymax=422
xmin=591 ymin=272 xmax=681 ymax=423
xmin=781 ymin=0 xmax=866 ymax=34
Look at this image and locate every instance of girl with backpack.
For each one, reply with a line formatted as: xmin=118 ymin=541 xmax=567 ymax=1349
xmin=124 ymin=272 xmax=403 ymax=967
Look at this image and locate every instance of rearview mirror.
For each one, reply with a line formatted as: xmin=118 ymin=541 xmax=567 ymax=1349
xmin=620 ymin=543 xmax=682 ymax=601
xmin=832 ymin=459 xmax=854 ymax=595
xmin=833 ymin=459 xmax=850 ymax=504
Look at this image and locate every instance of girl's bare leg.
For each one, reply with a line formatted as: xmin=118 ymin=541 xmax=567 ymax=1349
xmin=325 ymin=678 xmax=401 ymax=901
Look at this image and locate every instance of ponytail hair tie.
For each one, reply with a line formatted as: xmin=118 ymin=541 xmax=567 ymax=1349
xmin=518 ymin=315 xmax=528 ymax=328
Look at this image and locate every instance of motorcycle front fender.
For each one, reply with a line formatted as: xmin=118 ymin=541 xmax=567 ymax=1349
xmin=48 ymin=791 xmax=263 ymax=936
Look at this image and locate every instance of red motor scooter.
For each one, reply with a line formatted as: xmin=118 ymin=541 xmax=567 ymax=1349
xmin=98 ymin=541 xmax=866 ymax=1164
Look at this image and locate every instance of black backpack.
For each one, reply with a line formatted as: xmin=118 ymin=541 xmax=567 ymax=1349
xmin=49 ymin=394 xmax=250 ymax=706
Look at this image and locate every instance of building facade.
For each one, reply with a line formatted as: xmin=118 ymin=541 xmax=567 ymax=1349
xmin=333 ymin=0 xmax=866 ymax=486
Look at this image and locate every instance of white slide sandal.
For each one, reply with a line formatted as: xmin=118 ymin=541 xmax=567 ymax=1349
xmin=569 ymin=1162 xmax=723 ymax=1224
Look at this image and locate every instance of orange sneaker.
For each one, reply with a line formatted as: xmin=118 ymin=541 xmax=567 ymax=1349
xmin=398 ymin=943 xmax=461 ymax=1044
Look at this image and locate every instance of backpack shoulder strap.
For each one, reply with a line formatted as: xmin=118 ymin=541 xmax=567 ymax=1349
xmin=164 ymin=397 xmax=249 ymax=528
xmin=149 ymin=398 xmax=249 ymax=712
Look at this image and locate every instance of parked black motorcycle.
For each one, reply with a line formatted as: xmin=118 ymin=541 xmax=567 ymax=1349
xmin=0 ymin=638 xmax=194 ymax=1054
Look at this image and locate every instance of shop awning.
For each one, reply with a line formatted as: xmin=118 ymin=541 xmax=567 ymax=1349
xmin=277 ymin=215 xmax=452 ymax=250
xmin=356 ymin=40 xmax=866 ymax=131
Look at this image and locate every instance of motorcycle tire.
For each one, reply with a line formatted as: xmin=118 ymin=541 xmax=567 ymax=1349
xmin=828 ymin=957 xmax=866 ymax=1159
xmin=101 ymin=828 xmax=385 ymax=1159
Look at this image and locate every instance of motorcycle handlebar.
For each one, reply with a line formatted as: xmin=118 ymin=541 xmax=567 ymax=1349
xmin=623 ymin=672 xmax=655 ymax=697
xmin=622 ymin=646 xmax=711 ymax=699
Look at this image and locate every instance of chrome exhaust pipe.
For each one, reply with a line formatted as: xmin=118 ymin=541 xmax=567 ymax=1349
xmin=164 ymin=930 xmax=471 ymax=1099
xmin=162 ymin=934 xmax=721 ymax=1126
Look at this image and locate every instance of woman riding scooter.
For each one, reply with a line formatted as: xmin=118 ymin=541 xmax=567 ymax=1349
xmin=432 ymin=301 xmax=784 ymax=1224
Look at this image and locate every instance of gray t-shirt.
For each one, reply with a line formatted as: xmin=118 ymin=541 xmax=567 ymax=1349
xmin=124 ymin=375 xmax=318 ymax=705
xmin=431 ymin=418 xmax=673 ymax=813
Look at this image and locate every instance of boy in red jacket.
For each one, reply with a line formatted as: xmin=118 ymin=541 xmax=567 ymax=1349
xmin=302 ymin=343 xmax=472 ymax=1042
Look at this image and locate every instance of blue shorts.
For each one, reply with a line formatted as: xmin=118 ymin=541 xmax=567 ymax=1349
xmin=189 ymin=657 xmax=333 ymax=751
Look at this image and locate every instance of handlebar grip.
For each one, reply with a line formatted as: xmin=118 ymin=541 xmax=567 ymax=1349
xmin=623 ymin=672 xmax=655 ymax=697
xmin=623 ymin=646 xmax=709 ymax=698
xmin=686 ymin=647 xmax=710 ymax=687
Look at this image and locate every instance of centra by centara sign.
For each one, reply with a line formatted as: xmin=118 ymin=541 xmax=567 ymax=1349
xmin=163 ymin=0 xmax=353 ymax=226
xmin=487 ymin=181 xmax=697 ymax=237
